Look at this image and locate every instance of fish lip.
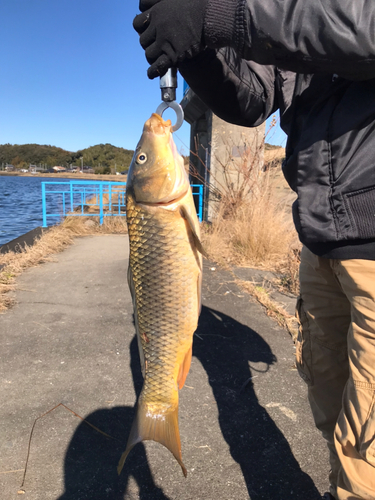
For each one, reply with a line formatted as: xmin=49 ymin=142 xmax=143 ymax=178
xmin=136 ymin=188 xmax=189 ymax=207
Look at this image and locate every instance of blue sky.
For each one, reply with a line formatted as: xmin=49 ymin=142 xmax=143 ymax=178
xmin=0 ymin=0 xmax=286 ymax=155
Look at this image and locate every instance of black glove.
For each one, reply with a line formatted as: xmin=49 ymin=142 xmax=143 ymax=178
xmin=133 ymin=0 xmax=208 ymax=79
xmin=138 ymin=0 xmax=161 ymax=12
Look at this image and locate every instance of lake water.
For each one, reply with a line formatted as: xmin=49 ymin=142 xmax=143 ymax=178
xmin=0 ymin=175 xmax=81 ymax=246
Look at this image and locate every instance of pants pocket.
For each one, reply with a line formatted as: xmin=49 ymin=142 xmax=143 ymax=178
xmin=359 ymin=388 xmax=375 ymax=467
xmin=295 ymin=296 xmax=314 ymax=386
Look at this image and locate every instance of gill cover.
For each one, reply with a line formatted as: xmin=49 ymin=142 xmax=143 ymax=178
xmin=127 ymin=114 xmax=189 ymax=204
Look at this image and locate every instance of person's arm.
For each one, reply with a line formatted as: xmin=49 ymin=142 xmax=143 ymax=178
xmin=179 ymin=47 xmax=279 ymax=127
xmin=206 ymin=0 xmax=375 ymax=80
xmin=134 ymin=0 xmax=375 ymax=81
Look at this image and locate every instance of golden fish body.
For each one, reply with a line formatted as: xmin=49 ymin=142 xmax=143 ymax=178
xmin=118 ymin=114 xmax=204 ymax=477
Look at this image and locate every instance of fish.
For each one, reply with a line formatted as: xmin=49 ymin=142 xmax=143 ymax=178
xmin=117 ymin=113 xmax=206 ymax=477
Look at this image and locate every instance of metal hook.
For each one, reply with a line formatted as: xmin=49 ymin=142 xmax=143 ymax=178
xmin=156 ymin=101 xmax=184 ymax=132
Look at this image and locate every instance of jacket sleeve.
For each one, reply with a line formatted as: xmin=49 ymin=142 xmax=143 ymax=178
xmin=179 ymin=47 xmax=278 ymax=127
xmin=205 ymin=0 xmax=375 ymax=80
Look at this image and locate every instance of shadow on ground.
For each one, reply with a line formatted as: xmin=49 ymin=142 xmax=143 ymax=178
xmin=58 ymin=306 xmax=320 ymax=500
xmin=57 ymin=336 xmax=170 ymax=500
xmin=193 ymin=306 xmax=320 ymax=500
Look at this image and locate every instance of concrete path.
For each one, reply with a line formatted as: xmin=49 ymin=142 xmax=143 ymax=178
xmin=0 ymin=235 xmax=328 ymax=500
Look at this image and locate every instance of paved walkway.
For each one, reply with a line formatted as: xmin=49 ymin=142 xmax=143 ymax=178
xmin=0 ymin=235 xmax=328 ymax=500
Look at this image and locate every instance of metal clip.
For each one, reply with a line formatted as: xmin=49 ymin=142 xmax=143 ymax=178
xmin=156 ymin=68 xmax=184 ymax=132
xmin=156 ymin=101 xmax=184 ymax=132
xmin=160 ymin=68 xmax=177 ymax=102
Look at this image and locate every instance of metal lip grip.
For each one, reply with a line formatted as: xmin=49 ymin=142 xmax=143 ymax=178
xmin=156 ymin=68 xmax=184 ymax=132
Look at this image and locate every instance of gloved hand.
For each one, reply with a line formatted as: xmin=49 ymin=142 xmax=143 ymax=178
xmin=138 ymin=0 xmax=161 ymax=12
xmin=133 ymin=0 xmax=209 ymax=79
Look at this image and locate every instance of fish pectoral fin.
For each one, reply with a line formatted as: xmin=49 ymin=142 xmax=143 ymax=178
xmin=180 ymin=205 xmax=208 ymax=259
xmin=117 ymin=400 xmax=187 ymax=478
xmin=178 ymin=344 xmax=193 ymax=390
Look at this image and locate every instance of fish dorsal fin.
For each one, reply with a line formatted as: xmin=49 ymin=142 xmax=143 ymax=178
xmin=180 ymin=205 xmax=208 ymax=259
xmin=177 ymin=344 xmax=193 ymax=390
xmin=128 ymin=266 xmax=146 ymax=378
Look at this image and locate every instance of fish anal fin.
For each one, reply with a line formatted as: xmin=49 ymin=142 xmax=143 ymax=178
xmin=117 ymin=400 xmax=187 ymax=478
xmin=178 ymin=344 xmax=193 ymax=390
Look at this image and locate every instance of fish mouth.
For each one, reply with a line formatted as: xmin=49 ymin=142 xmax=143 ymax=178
xmin=144 ymin=113 xmax=172 ymax=136
xmin=137 ymin=189 xmax=189 ymax=207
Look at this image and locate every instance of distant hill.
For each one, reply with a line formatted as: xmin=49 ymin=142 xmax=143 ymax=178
xmin=76 ymin=144 xmax=134 ymax=173
xmin=264 ymin=145 xmax=285 ymax=166
xmin=264 ymin=143 xmax=283 ymax=151
xmin=0 ymin=143 xmax=134 ymax=174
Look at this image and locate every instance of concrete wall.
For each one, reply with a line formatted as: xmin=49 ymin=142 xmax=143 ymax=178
xmin=181 ymin=88 xmax=265 ymax=220
xmin=188 ymin=110 xmax=265 ymax=220
xmin=208 ymin=113 xmax=265 ymax=220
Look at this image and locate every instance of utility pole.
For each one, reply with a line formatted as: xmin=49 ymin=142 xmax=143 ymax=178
xmin=81 ymin=156 xmax=83 ymax=174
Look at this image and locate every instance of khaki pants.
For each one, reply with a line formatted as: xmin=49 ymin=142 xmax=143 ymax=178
xmin=296 ymin=247 xmax=375 ymax=500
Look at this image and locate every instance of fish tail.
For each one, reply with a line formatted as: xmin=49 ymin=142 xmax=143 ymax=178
xmin=117 ymin=400 xmax=187 ymax=477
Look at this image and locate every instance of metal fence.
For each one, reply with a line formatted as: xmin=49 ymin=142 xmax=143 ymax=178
xmin=41 ymin=180 xmax=204 ymax=227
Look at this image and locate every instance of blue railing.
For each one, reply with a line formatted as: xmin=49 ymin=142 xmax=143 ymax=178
xmin=41 ymin=181 xmax=204 ymax=227
xmin=191 ymin=183 xmax=203 ymax=221
xmin=41 ymin=181 xmax=126 ymax=227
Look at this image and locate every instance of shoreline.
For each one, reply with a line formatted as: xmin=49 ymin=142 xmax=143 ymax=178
xmin=0 ymin=171 xmax=127 ymax=181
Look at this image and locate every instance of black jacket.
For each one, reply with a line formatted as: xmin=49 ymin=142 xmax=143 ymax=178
xmin=180 ymin=0 xmax=375 ymax=259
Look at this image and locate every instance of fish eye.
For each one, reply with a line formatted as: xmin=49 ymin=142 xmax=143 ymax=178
xmin=136 ymin=152 xmax=147 ymax=164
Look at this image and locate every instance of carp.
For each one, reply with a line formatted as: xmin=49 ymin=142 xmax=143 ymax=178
xmin=118 ymin=113 xmax=205 ymax=477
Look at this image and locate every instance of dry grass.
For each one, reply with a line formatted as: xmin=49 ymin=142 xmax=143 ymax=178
xmin=0 ymin=215 xmax=127 ymax=312
xmin=84 ymin=188 xmax=126 ymax=214
xmin=264 ymin=146 xmax=285 ymax=165
xmin=202 ymin=172 xmax=298 ymax=271
xmin=62 ymin=214 xmax=128 ymax=234
xmin=235 ymin=278 xmax=298 ymax=339
xmin=275 ymin=247 xmax=301 ymax=296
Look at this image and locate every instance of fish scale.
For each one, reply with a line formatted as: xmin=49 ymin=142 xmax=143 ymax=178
xmin=127 ymin=193 xmax=199 ymax=409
